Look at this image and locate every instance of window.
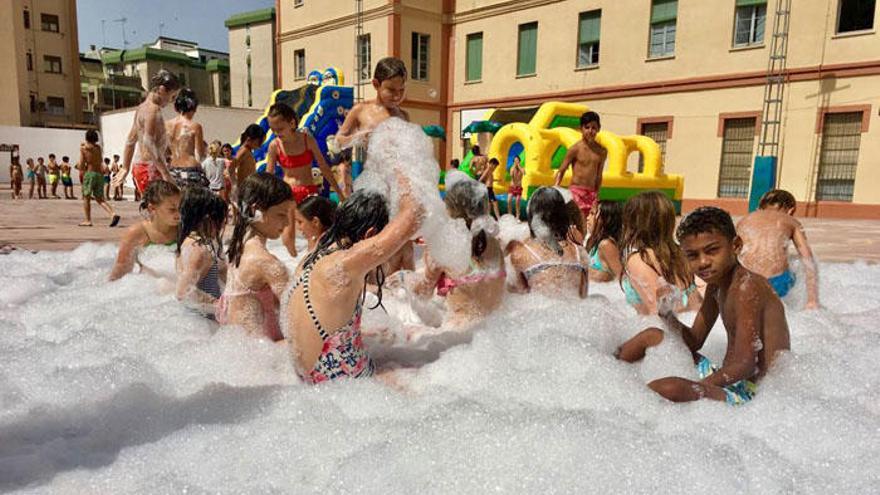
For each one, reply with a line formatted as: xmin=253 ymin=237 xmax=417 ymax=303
xmin=357 ymin=34 xmax=371 ymax=83
xmin=23 ymin=9 xmax=30 ymax=29
xmin=465 ymin=32 xmax=483 ymax=82
xmin=294 ymin=49 xmax=305 ymax=80
xmin=837 ymin=0 xmax=876 ymax=32
xmin=816 ymin=112 xmax=863 ymax=201
xmin=717 ymin=117 xmax=757 ymax=198
xmin=46 ymin=96 xmax=65 ymax=116
xmin=734 ymin=0 xmax=766 ymax=46
xmin=649 ymin=0 xmax=677 ymax=58
xmin=43 ymin=55 xmax=62 ymax=74
xmin=577 ymin=10 xmax=601 ymax=68
xmin=639 ymin=122 xmax=669 ymax=172
xmin=26 ymin=52 xmax=33 ymax=71
xmin=41 ymin=13 xmax=59 ymax=33
xmin=411 ymin=32 xmax=430 ymax=81
xmin=517 ymin=22 xmax=538 ymax=76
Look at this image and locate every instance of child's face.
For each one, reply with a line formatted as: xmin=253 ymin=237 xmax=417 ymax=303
xmin=268 ymin=115 xmax=294 ymax=136
xmin=373 ymin=76 xmax=406 ymax=109
xmin=680 ymin=231 xmax=741 ymax=285
xmin=222 ymin=147 xmax=232 ymax=158
xmin=151 ymin=195 xmax=182 ymax=227
xmin=254 ymin=201 xmax=293 ymax=239
xmin=295 ymin=210 xmax=324 ymax=240
xmin=581 ymin=121 xmax=600 ymax=143
xmin=245 ymin=137 xmax=262 ymax=150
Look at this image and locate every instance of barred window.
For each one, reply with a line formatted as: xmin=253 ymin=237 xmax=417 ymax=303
xmin=717 ymin=117 xmax=756 ymax=198
xmin=816 ymin=112 xmax=863 ymax=202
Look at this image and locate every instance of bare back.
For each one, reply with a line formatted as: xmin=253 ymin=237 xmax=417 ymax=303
xmin=81 ymin=143 xmax=103 ymax=174
xmin=166 ymin=116 xmax=202 ymax=168
xmin=510 ymin=239 xmax=588 ymax=298
xmin=737 ymin=209 xmax=798 ymax=278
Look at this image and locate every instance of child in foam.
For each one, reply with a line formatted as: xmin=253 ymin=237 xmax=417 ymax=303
xmin=282 ymin=179 xmax=422 ymax=385
xmin=109 ymin=180 xmax=181 ymax=281
xmin=413 ymin=175 xmax=506 ymax=327
xmin=507 ymin=155 xmax=525 ymax=219
xmin=617 ymin=207 xmax=791 ymax=405
xmin=229 ymin=124 xmax=266 ymax=203
xmin=335 ymin=57 xmax=410 ymax=151
xmin=175 ymin=187 xmax=228 ymax=317
xmin=265 ymin=102 xmax=345 ymax=258
xmin=507 ymin=187 xmax=589 ymax=299
xmin=295 ymin=196 xmax=336 ymax=253
xmin=586 ymin=200 xmax=624 ymax=283
xmin=78 ymin=130 xmax=120 ymax=228
xmin=554 ymin=111 xmax=607 ymax=219
xmin=737 ymin=189 xmax=819 ymax=309
xmin=218 ymin=173 xmax=292 ymax=342
xmin=619 ymin=191 xmax=702 ymax=315
xmin=166 ymin=88 xmax=209 ymax=189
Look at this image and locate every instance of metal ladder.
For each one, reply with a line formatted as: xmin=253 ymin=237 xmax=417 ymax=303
xmin=757 ymin=0 xmax=792 ymax=160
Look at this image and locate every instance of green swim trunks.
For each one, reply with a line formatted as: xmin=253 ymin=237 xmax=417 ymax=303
xmin=82 ymin=171 xmax=104 ymax=199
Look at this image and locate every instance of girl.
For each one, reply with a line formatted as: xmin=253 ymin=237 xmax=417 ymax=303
xmin=202 ymin=140 xmax=227 ymax=198
xmin=229 ymin=125 xmax=265 ymax=202
xmin=175 ymin=187 xmax=227 ymax=315
xmin=619 ymin=191 xmax=702 ymax=315
xmin=281 ymin=182 xmax=422 ymax=384
xmin=586 ymin=200 xmax=624 ymax=282
xmin=413 ymin=178 xmax=506 ymax=327
xmin=508 ymin=187 xmax=589 ymax=299
xmin=218 ymin=173 xmax=292 ymax=341
xmin=220 ymin=143 xmax=234 ymax=202
xmin=264 ymin=102 xmax=345 ymax=257
xmin=109 ymin=180 xmax=181 ymax=281
xmin=295 ymin=196 xmax=336 ymax=253
xmin=26 ymin=158 xmax=36 ymax=199
xmin=166 ymin=88 xmax=208 ymax=189
xmin=10 ymin=153 xmax=23 ymax=200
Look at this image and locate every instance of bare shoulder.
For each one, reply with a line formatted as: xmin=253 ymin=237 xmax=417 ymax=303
xmin=121 ymin=222 xmax=149 ymax=247
xmin=399 ymin=108 xmax=411 ymax=121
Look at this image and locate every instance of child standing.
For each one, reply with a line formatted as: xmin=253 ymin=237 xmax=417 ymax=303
xmin=554 ymin=111 xmax=607 ymax=218
xmin=10 ymin=154 xmax=23 ymax=200
xmin=295 ymin=196 xmax=336 ymax=253
xmin=166 ymin=88 xmax=209 ymax=189
xmin=47 ymin=154 xmax=61 ymax=199
xmin=586 ymin=200 xmax=624 ymax=282
xmin=229 ymin=124 xmax=266 ymax=203
xmin=25 ymin=158 xmax=36 ymax=199
xmin=111 ymin=154 xmax=123 ymax=200
xmin=507 ymin=155 xmax=525 ymax=219
xmin=35 ymin=157 xmax=48 ymax=199
xmin=60 ymin=156 xmax=75 ymax=199
xmin=221 ymin=143 xmax=234 ymax=203
xmin=737 ymin=189 xmax=819 ymax=309
xmin=202 ymin=141 xmax=227 ymax=198
xmin=175 ymin=187 xmax=227 ymax=315
xmin=479 ymin=157 xmax=501 ymax=219
xmin=102 ymin=158 xmax=112 ymax=199
xmin=79 ymin=130 xmax=120 ymax=228
xmin=335 ymin=57 xmax=410 ymax=150
xmin=617 ymin=207 xmax=790 ymax=405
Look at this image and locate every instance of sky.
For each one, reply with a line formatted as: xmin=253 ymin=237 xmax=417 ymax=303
xmin=77 ymin=0 xmax=273 ymax=53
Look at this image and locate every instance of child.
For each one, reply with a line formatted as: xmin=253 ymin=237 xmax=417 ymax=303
xmin=175 ymin=187 xmax=227 ymax=315
xmin=616 ymin=207 xmax=791 ymax=405
xmin=166 ymin=88 xmax=208 ymax=189
xmin=295 ymin=196 xmax=336 ymax=253
xmin=228 ymin=124 xmax=266 ymax=203
xmin=47 ymin=154 xmax=61 ymax=199
xmin=25 ymin=158 xmax=36 ymax=199
xmin=586 ymin=200 xmax=623 ymax=282
xmin=281 ymin=181 xmax=422 ymax=384
xmin=78 ymin=130 xmax=120 ymax=228
xmin=114 ymin=70 xmax=181 ymax=193
xmin=507 ymin=155 xmax=525 ymax=219
xmin=218 ymin=173 xmax=292 ymax=341
xmin=111 ymin=154 xmax=123 ymax=200
xmin=35 ymin=157 xmax=48 ymax=199
xmin=414 ymin=177 xmax=506 ymax=327
xmin=202 ymin=141 xmax=227 ymax=198
xmin=335 ymin=57 xmax=409 ymax=151
xmin=60 ymin=156 xmax=75 ymax=200
xmin=508 ymin=187 xmax=589 ymax=299
xmin=554 ymin=111 xmax=607 ymax=218
xmin=102 ymin=158 xmax=112 ymax=199
xmin=737 ymin=189 xmax=819 ymax=309
xmin=264 ymin=102 xmax=344 ymax=257
xmin=10 ymin=154 xmax=23 ymax=200
xmin=109 ymin=180 xmax=181 ymax=281
xmin=479 ymin=157 xmax=501 ymax=219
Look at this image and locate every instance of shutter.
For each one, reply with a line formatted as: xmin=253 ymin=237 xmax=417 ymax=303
xmin=650 ymin=0 xmax=678 ymax=24
xmin=517 ymin=23 xmax=538 ymax=75
xmin=466 ymin=33 xmax=483 ymax=81
xmin=736 ymin=0 xmax=766 ymax=6
xmin=579 ymin=11 xmax=601 ymax=44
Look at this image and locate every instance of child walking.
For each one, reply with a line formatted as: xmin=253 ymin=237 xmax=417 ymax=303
xmin=175 ymin=187 xmax=228 ymax=315
xmin=479 ymin=157 xmax=501 ymax=219
xmin=554 ymin=111 xmax=607 ymax=218
xmin=78 ymin=130 xmax=120 ymax=227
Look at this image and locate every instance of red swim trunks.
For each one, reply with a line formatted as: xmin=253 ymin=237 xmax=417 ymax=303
xmin=291 ymin=184 xmax=320 ymax=204
xmin=509 ymin=185 xmax=523 ymax=197
xmin=133 ymin=162 xmax=161 ymax=193
xmin=569 ymin=185 xmax=598 ymax=218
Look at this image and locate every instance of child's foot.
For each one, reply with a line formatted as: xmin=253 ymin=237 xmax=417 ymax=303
xmin=110 ymin=215 xmax=121 ymax=227
xmin=78 ymin=221 xmax=93 ymax=227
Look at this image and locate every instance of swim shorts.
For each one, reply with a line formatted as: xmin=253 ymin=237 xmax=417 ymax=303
xmin=82 ymin=171 xmax=105 ymax=200
xmin=48 ymin=174 xmax=59 ymax=185
xmin=696 ymin=354 xmax=757 ymax=406
xmin=570 ymin=185 xmax=598 ymax=218
xmin=133 ymin=162 xmax=161 ymax=193
xmin=61 ymin=175 xmax=73 ymax=187
xmin=509 ymin=185 xmax=523 ymax=197
xmin=169 ymin=166 xmax=210 ymax=189
xmin=291 ymin=184 xmax=320 ymax=204
xmin=768 ymin=270 xmax=796 ymax=298
xmin=486 ymin=185 xmax=496 ymax=202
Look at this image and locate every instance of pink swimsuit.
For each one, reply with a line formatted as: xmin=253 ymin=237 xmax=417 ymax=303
xmin=216 ymin=272 xmax=283 ymax=341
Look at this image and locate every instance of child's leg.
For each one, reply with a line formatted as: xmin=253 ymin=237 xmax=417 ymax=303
xmin=96 ymin=199 xmax=120 ymax=226
xmin=506 ymin=195 xmax=513 ymax=216
xmin=647 ymin=377 xmax=728 ymax=403
xmin=28 ymin=180 xmax=34 ymax=199
xmin=615 ymin=327 xmax=664 ymax=362
xmin=514 ymin=195 xmax=521 ymax=219
xmin=80 ymin=197 xmax=92 ymax=226
xmin=492 ymin=200 xmax=500 ymax=219
xmin=281 ymin=202 xmax=298 ymax=258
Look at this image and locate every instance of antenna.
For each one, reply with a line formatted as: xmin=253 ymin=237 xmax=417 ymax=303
xmin=113 ymin=17 xmax=128 ymax=48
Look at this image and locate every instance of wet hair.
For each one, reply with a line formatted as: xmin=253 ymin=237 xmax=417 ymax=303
xmin=177 ymin=186 xmax=227 ymax=257
xmin=527 ymin=187 xmax=569 ymax=255
xmin=620 ymin=191 xmax=692 ymax=288
xmin=305 ymin=189 xmax=390 ymax=309
xmin=297 ymin=195 xmax=336 ymax=229
xmin=586 ymin=200 xmax=623 ymax=252
xmin=268 ymin=102 xmax=297 ymax=125
xmin=580 ymin=111 xmax=601 ymax=127
xmin=513 ymin=155 xmax=522 ymax=165
xmin=61 ymin=156 xmax=69 ymax=163
xmin=450 ymin=159 xmax=460 ymax=169
xmin=48 ymin=153 xmax=56 ymax=159
xmin=174 ymin=88 xmax=198 ymax=114
xmin=85 ymin=129 xmax=99 ymax=144
xmin=489 ymin=157 xmax=499 ymax=166
xmin=471 ymin=145 xmax=481 ymax=156
xmin=221 ymin=143 xmax=233 ymax=153
xmin=227 ymin=173 xmax=293 ymax=268
xmin=208 ymin=140 xmax=222 ymax=158
xmin=38 ymin=157 xmax=44 ymax=163
xmin=373 ymin=57 xmax=407 ymax=82
xmin=149 ymin=69 xmax=181 ymax=92
xmin=139 ymin=180 xmax=181 ymax=213
xmin=676 ymin=206 xmax=736 ymax=242
xmin=103 ymin=158 xmax=110 ymax=164
xmin=113 ymin=154 xmax=120 ymax=160
xmin=566 ymin=201 xmax=586 ymax=239
xmin=759 ymin=189 xmax=797 ymax=211
xmin=240 ymin=124 xmax=266 ymax=146
xmin=445 ymin=180 xmax=491 ymax=259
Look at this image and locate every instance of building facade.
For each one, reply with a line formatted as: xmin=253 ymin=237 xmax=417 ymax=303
xmin=0 ymin=0 xmax=84 ymax=128
xmin=226 ymin=7 xmax=277 ymax=109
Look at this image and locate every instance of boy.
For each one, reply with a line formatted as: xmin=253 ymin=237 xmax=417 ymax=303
xmin=554 ymin=111 xmax=607 ymax=218
xmin=113 ymin=70 xmax=180 ymax=193
xmin=335 ymin=57 xmax=409 ymax=151
xmin=111 ymin=154 xmax=123 ymax=200
xmin=35 ymin=157 xmax=48 ymax=199
xmin=479 ymin=156 xmax=501 ymax=219
xmin=737 ymin=189 xmax=819 ymax=309
xmin=507 ymin=155 xmax=525 ymax=219
xmin=102 ymin=157 xmax=112 ymax=199
xmin=10 ymin=152 xmax=23 ymax=200
xmin=79 ymin=130 xmax=120 ymax=227
xmin=616 ymin=207 xmax=790 ymax=405
xmin=60 ymin=156 xmax=76 ymax=200
xmin=47 ymin=154 xmax=61 ymax=198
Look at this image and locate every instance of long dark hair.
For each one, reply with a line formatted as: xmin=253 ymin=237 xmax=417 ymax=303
xmin=174 ymin=88 xmax=198 ymax=114
xmin=586 ymin=200 xmax=623 ymax=252
xmin=240 ymin=124 xmax=266 ymax=146
xmin=297 ymin=195 xmax=336 ymax=229
xmin=227 ymin=173 xmax=293 ymax=267
xmin=177 ymin=187 xmax=227 ymax=257
xmin=444 ymin=180 xmax=490 ymax=259
xmin=527 ymin=187 xmax=569 ymax=256
xmin=139 ymin=180 xmax=180 ymax=213
xmin=304 ymin=189 xmax=389 ymax=309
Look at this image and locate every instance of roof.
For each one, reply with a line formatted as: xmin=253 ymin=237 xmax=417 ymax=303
xmin=101 ymin=46 xmax=193 ymax=66
xmin=206 ymin=59 xmax=230 ymax=73
xmin=225 ymin=7 xmax=275 ymax=28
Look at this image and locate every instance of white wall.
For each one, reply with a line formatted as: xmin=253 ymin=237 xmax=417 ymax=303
xmin=0 ymin=126 xmax=89 ymax=182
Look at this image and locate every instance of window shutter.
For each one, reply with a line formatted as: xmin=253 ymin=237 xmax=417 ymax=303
xmin=517 ymin=23 xmax=538 ymax=75
xmin=736 ymin=0 xmax=766 ymax=6
xmin=466 ymin=33 xmax=482 ymax=81
xmin=650 ymin=0 xmax=678 ymax=24
xmin=579 ymin=11 xmax=601 ymax=44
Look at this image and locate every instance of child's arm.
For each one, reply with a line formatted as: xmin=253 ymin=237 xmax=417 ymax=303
xmin=505 ymin=242 xmax=530 ymax=294
xmin=109 ymin=225 xmax=146 ymax=281
xmin=594 ymin=150 xmax=607 ymax=191
xmin=264 ymin=140 xmax=278 ymax=176
xmin=662 ymin=289 xmax=719 ymax=355
xmin=175 ymin=244 xmax=216 ymax=304
xmin=599 ymin=240 xmax=623 ymax=279
xmin=701 ymin=284 xmax=762 ymax=387
xmin=308 ymin=134 xmax=345 ymax=199
xmin=791 ymin=220 xmax=819 ymax=309
xmin=259 ymin=251 xmax=290 ymax=300
xmin=554 ymin=147 xmax=576 ymax=186
xmin=625 ymin=254 xmax=661 ymax=314
xmin=412 ymin=251 xmax=443 ymax=298
xmin=144 ymin=108 xmax=172 ymax=182
xmin=334 ymin=104 xmax=362 ymax=148
xmin=114 ymin=115 xmax=139 ymax=187
xmin=195 ymin=123 xmax=206 ymax=163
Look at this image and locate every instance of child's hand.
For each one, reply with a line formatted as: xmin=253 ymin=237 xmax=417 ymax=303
xmin=805 ymin=300 xmax=819 ymax=311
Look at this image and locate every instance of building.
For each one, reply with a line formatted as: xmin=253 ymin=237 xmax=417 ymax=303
xmin=101 ymin=36 xmax=231 ymax=109
xmin=0 ymin=0 xmax=84 ymax=128
xmin=80 ymin=46 xmax=145 ymax=125
xmin=225 ymin=7 xmax=277 ymax=109
xmin=275 ymin=0 xmax=879 ymax=218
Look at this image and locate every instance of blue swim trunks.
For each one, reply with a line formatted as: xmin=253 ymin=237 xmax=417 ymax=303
xmin=696 ymin=354 xmax=757 ymax=406
xmin=768 ymin=270 xmax=796 ymax=298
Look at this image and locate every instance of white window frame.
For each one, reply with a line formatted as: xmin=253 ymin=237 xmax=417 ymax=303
xmin=294 ymin=49 xmax=305 ymax=80
xmin=733 ymin=4 xmax=766 ymax=47
xmin=357 ymin=34 xmax=371 ymax=84
xmin=649 ymin=21 xmax=676 ymax=58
